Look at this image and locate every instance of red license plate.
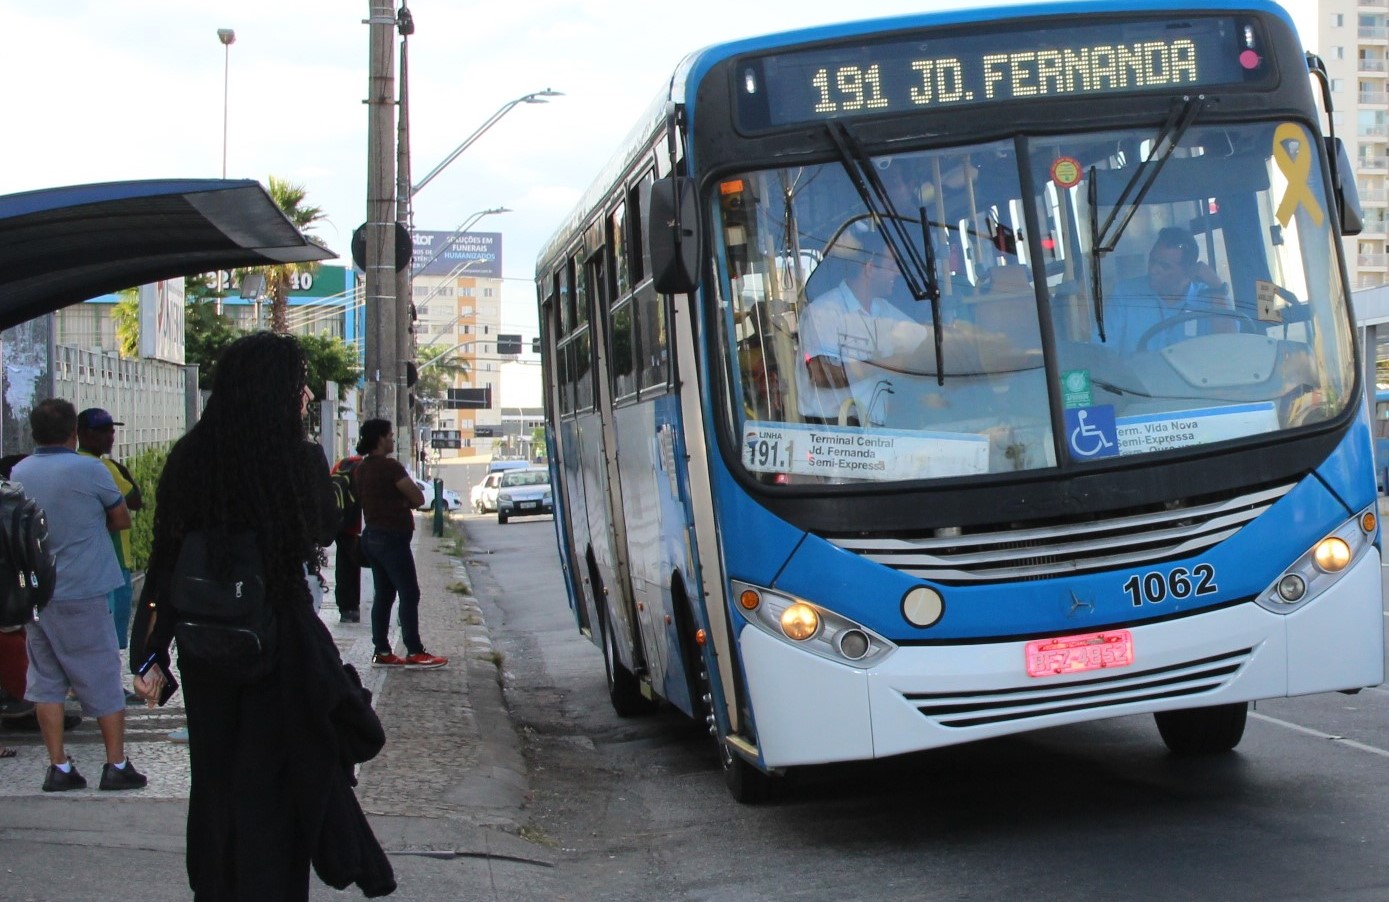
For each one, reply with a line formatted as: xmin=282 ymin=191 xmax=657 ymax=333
xmin=1025 ymin=629 xmax=1135 ymax=678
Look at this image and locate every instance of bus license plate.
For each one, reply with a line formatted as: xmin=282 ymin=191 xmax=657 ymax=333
xmin=1025 ymin=629 xmax=1134 ymax=678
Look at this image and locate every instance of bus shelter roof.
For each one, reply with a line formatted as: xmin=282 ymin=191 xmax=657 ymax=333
xmin=0 ymin=178 xmax=335 ymax=331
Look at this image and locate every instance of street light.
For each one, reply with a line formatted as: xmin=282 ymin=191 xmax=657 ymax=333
xmin=216 ymin=28 xmax=235 ymax=178
xmin=411 ymin=89 xmax=563 ymax=197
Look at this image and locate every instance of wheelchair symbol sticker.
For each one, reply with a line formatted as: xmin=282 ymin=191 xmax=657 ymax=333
xmin=1064 ymin=406 xmax=1119 ymax=459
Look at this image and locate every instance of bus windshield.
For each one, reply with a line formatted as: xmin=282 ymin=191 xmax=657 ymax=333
xmin=717 ymin=120 xmax=1355 ymax=485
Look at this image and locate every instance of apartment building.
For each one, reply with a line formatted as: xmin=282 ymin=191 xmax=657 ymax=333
xmin=1322 ymin=0 xmax=1389 ymax=289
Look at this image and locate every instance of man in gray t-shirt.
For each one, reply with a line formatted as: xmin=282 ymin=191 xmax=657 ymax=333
xmin=13 ymin=398 xmax=144 ymax=792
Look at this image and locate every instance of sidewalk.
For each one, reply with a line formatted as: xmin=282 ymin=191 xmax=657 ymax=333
xmin=0 ymin=513 xmax=550 ymax=901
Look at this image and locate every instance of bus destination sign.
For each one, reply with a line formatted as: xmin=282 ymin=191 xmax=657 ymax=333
xmin=737 ymin=16 xmax=1269 ymax=130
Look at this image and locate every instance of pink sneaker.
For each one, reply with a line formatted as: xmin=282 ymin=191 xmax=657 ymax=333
xmin=404 ymin=653 xmax=448 ymax=670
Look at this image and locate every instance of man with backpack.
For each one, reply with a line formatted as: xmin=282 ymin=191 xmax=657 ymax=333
xmin=331 ymin=455 xmax=364 ymax=623
xmin=13 ymin=399 xmax=145 ymax=791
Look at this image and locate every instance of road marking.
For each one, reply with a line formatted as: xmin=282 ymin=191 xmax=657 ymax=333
xmin=1250 ymin=711 xmax=1389 ymax=758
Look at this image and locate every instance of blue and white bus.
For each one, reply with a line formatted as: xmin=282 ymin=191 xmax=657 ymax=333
xmin=536 ymin=0 xmax=1383 ymax=801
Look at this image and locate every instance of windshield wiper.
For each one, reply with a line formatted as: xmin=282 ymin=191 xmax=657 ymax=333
xmin=1087 ymin=95 xmax=1205 ymax=343
xmin=825 ymin=121 xmax=946 ymax=385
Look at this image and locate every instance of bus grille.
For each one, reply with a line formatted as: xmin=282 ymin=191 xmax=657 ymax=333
xmin=828 ymin=483 xmax=1293 ymax=584
xmin=905 ymin=648 xmax=1252 ymax=728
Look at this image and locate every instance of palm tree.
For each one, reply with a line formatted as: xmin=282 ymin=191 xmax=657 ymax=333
xmin=112 ymin=287 xmax=140 ymax=357
xmin=252 ymin=176 xmax=327 ymax=333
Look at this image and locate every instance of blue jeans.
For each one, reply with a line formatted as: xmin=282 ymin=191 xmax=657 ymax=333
xmin=361 ymin=528 xmax=423 ymax=656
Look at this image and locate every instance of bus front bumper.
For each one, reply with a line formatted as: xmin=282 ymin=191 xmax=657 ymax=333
xmin=739 ymin=548 xmax=1384 ymax=768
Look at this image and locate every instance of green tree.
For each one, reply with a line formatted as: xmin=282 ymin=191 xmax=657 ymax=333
xmin=414 ymin=342 xmax=469 ymax=404
xmin=113 ymin=275 xmax=222 ymax=360
xmin=299 ymin=333 xmax=362 ymax=401
xmin=112 ymin=287 xmax=139 ymax=358
xmin=244 ymin=176 xmax=327 ymax=334
xmin=185 ymin=299 xmax=242 ymax=390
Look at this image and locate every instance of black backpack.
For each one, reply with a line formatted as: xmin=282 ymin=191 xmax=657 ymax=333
xmin=330 ymin=459 xmax=361 ymax=529
xmin=0 ymin=480 xmax=57 ymax=628
xmin=171 ymin=529 xmax=274 ymax=683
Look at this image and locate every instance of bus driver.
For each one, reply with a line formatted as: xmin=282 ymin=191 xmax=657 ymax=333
xmin=794 ymin=229 xmax=929 ymax=425
xmin=1104 ymin=226 xmax=1234 ymax=355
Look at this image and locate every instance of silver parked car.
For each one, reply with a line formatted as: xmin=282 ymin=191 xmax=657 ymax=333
xmin=496 ymin=467 xmax=552 ymax=524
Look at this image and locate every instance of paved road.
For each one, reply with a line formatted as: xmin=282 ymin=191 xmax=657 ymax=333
xmin=466 ymin=510 xmax=1389 ymax=901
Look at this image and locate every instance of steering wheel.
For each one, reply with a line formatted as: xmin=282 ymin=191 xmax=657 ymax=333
xmin=1135 ymin=309 xmax=1262 ymax=352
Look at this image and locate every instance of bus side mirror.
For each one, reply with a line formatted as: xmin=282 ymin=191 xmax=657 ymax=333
xmin=1328 ymin=137 xmax=1363 ymax=236
xmin=649 ymin=176 xmax=702 ymax=294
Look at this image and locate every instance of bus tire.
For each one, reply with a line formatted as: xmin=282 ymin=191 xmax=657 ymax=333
xmin=721 ymin=741 xmax=775 ymax=804
xmin=1154 ymin=702 xmax=1248 ymax=755
xmin=674 ymin=588 xmax=780 ymax=804
xmin=600 ymin=605 xmax=655 ymax=717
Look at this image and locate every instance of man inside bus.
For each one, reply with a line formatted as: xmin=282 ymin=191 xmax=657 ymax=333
xmin=794 ymin=227 xmax=930 ymax=425
xmin=1103 ymin=226 xmax=1235 ymax=355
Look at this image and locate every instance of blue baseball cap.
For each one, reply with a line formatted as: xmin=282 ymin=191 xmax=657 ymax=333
xmin=77 ymin=408 xmax=123 ymax=430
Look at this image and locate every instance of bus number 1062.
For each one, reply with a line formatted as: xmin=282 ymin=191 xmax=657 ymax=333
xmin=1123 ymin=564 xmax=1217 ymax=607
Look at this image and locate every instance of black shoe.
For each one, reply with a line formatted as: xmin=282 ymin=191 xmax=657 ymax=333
xmin=339 ymin=610 xmax=360 ymax=623
xmin=99 ymin=759 xmax=147 ymax=791
xmin=42 ymin=760 xmax=87 ymax=792
xmin=2 ymin=712 xmax=81 ymax=732
xmin=0 ymin=698 xmax=35 ymax=719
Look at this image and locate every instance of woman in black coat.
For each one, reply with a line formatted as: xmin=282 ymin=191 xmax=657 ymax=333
xmin=132 ymin=333 xmax=395 ymax=900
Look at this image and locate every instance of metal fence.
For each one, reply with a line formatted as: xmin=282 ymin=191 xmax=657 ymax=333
xmin=52 ymin=345 xmax=194 ymax=459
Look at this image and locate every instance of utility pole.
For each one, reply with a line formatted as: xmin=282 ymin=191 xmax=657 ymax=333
xmin=395 ymin=10 xmax=416 ymax=470
xmin=364 ymin=0 xmax=398 ymax=421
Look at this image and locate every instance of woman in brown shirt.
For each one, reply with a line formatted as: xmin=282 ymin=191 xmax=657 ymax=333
xmin=354 ymin=419 xmax=447 ymax=669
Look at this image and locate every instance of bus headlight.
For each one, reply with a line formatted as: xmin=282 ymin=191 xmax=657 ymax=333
xmin=780 ymin=603 xmax=819 ymax=640
xmin=1257 ymin=507 xmax=1375 ymax=613
xmin=731 ymin=580 xmax=895 ymax=668
xmin=1312 ymin=537 xmax=1351 ymax=572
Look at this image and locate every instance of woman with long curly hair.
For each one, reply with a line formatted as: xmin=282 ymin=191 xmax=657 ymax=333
xmin=132 ymin=332 xmax=395 ymax=900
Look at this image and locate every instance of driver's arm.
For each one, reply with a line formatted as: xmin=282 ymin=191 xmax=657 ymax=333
xmin=806 ymin=355 xmax=848 ymax=388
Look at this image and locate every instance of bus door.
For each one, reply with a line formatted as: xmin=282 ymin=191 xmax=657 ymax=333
xmin=584 ymin=235 xmax=657 ymax=685
xmin=542 ymin=286 xmax=590 ymax=634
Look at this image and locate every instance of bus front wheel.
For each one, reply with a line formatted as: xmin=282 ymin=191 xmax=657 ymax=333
xmin=721 ymin=740 xmax=776 ymax=804
xmin=1154 ymin=702 xmax=1248 ymax=755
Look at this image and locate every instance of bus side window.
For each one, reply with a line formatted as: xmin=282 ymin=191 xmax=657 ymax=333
xmin=612 ymin=202 xmax=631 ymax=298
xmin=611 ymin=299 xmax=637 ymax=400
xmin=572 ymin=254 xmax=588 ymax=330
xmin=559 ymin=262 xmax=573 ymax=336
xmin=573 ymin=328 xmax=594 ymax=412
xmin=557 ymin=336 xmax=574 ymax=416
xmin=609 ymin=205 xmax=638 ymax=401
xmin=633 ymin=169 xmax=654 ymax=285
xmin=637 ymin=287 xmax=669 ymax=391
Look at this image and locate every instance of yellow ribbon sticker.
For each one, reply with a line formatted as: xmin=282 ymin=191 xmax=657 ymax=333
xmin=1273 ymin=122 xmax=1325 ymax=228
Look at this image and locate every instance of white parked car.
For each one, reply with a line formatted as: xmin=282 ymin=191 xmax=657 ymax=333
xmin=470 ymin=471 xmax=504 ymax=513
xmin=413 ymin=478 xmax=462 ymax=512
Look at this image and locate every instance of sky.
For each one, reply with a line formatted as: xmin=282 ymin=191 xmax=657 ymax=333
xmin=0 ymin=0 xmax=1321 ymax=340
